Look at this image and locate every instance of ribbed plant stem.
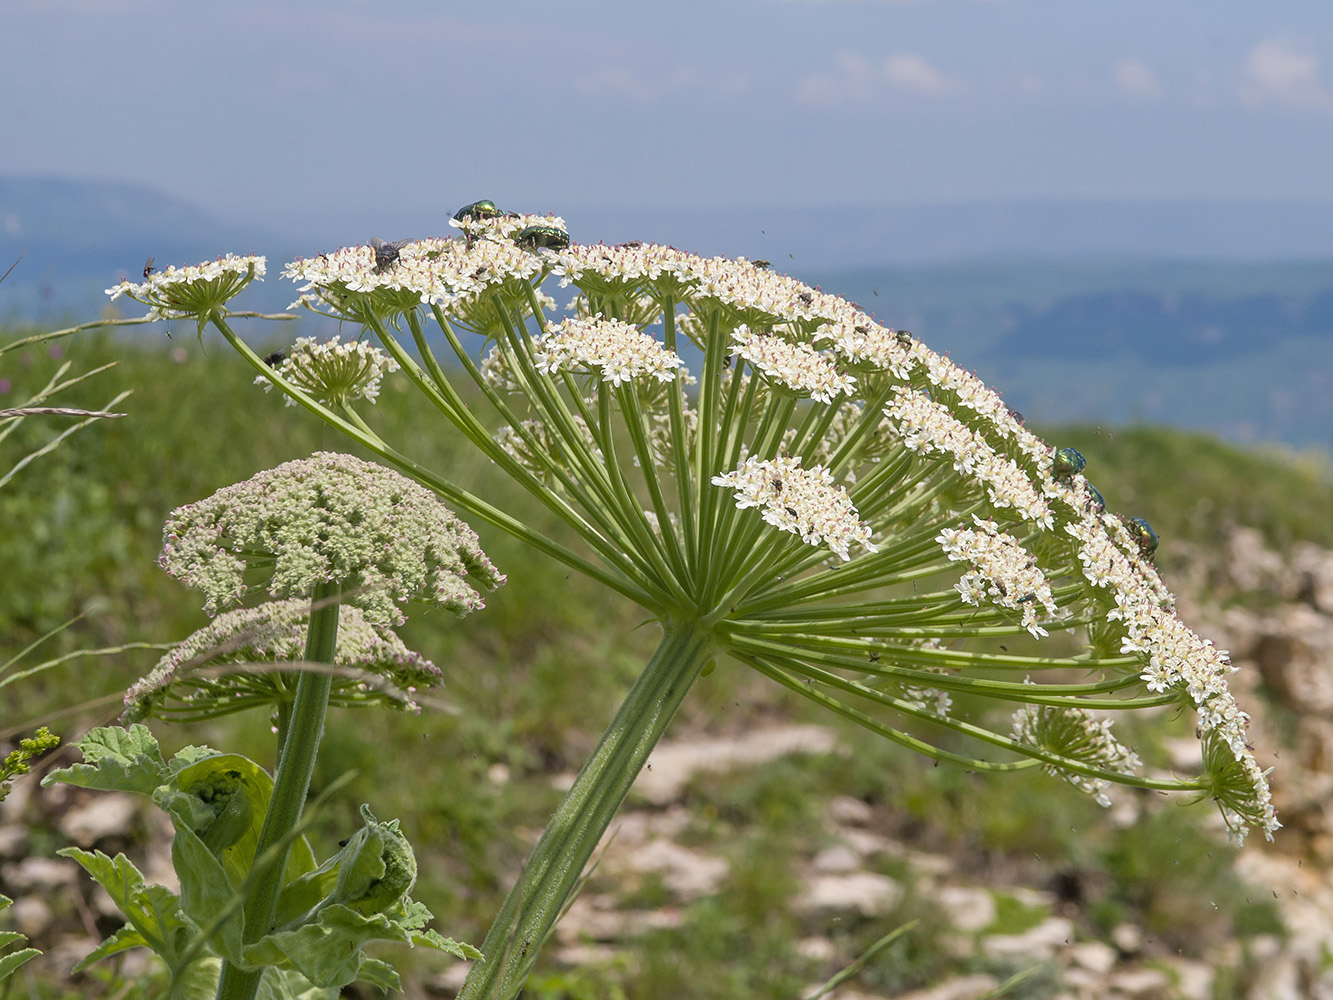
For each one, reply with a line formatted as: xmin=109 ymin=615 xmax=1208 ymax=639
xmin=457 ymin=619 xmax=715 ymax=1000
xmin=214 ymin=583 xmax=341 ymax=1000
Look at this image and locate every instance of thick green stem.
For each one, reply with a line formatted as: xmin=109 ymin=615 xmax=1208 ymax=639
xmin=457 ymin=619 xmax=715 ymax=1000
xmin=214 ymin=583 xmax=340 ymax=1000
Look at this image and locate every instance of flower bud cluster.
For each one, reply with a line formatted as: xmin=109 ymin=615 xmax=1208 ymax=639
xmin=1011 ymin=704 xmax=1142 ymax=807
xmin=123 ymin=598 xmax=444 ymax=723
xmin=159 ymin=452 xmax=504 ymax=625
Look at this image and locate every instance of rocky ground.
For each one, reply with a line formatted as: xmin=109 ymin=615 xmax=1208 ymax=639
xmin=5 ymin=526 xmax=1333 ymax=1000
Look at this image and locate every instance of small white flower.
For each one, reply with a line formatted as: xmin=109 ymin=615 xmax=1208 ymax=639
xmin=712 ymin=455 xmax=876 ymax=561
xmin=258 ymin=336 xmax=399 ymax=407
xmin=535 ymin=316 xmax=684 ymax=387
xmin=106 ymin=254 xmax=265 ymax=323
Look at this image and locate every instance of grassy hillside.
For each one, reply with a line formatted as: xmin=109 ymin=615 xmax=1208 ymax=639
xmin=3 ymin=328 xmax=1325 ymax=998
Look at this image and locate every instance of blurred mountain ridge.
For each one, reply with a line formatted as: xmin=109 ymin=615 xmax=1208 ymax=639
xmin=2 ymin=174 xmax=1331 ymax=452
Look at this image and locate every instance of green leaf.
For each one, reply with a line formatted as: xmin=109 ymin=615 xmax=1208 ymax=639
xmin=167 ymin=955 xmax=223 ymax=1000
xmin=254 ymin=966 xmax=338 ymax=1000
xmin=352 ymin=957 xmax=401 ymax=992
xmin=243 ymin=904 xmax=413 ymax=989
xmin=43 ymin=724 xmax=171 ymax=794
xmin=58 ymin=847 xmax=198 ymax=972
xmin=73 ymin=925 xmax=152 ymax=971
xmin=155 ymin=753 xmax=297 ymax=890
xmin=0 ymin=893 xmax=39 ymax=982
xmin=0 ymin=947 xmax=40 ymax=981
xmin=272 ymin=852 xmax=342 ymax=931
xmin=170 ymin=824 xmax=246 ymax=963
xmin=413 ymin=928 xmax=482 ymax=961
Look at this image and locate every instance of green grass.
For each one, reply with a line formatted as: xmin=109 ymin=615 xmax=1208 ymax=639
xmin=2 ymin=328 xmax=1321 ymax=998
xmin=1043 ymin=423 xmax=1333 ymax=554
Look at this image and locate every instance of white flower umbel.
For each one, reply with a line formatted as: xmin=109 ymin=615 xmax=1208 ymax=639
xmin=106 ymin=254 xmax=265 ymax=332
xmin=160 ymin=451 xmax=504 ymax=625
xmin=258 ymin=336 xmax=399 ymax=407
xmin=712 ymin=455 xmax=876 ymax=561
xmin=1011 ymin=703 xmax=1141 ymax=807
xmin=123 ymin=598 xmax=444 ymax=723
xmin=536 ymin=316 xmax=683 ymax=386
xmin=180 ymin=206 xmax=1278 ymax=1000
xmin=729 ymin=325 xmax=857 ymax=403
xmin=937 ymin=516 xmax=1058 ymax=638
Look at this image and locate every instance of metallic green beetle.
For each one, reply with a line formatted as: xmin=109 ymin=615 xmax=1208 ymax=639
xmin=1052 ymin=447 xmax=1086 ymax=478
xmin=1126 ymin=516 xmax=1159 ymax=558
xmin=453 ymin=200 xmax=502 ymax=222
xmin=1085 ymin=483 xmax=1106 ymax=514
xmin=515 ymin=225 xmax=571 ymax=251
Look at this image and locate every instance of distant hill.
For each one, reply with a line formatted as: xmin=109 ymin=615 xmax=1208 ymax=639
xmin=995 ymin=288 xmax=1333 ymax=365
xmin=0 ymin=175 xmax=290 ymax=320
xmin=807 ymin=261 xmax=1333 ymax=452
xmin=2 ymin=174 xmax=1331 ymax=453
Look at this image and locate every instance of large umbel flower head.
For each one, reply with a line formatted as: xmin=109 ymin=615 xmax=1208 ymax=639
xmin=141 ymin=204 xmax=1281 ymax=1000
xmin=244 ymin=213 xmax=1276 ymax=842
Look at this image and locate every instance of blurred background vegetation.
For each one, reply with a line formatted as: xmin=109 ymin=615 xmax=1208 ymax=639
xmin=3 ymin=325 xmax=1326 ymax=999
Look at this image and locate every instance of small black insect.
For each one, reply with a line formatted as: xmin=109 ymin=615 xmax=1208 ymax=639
xmin=617 ymin=240 xmax=643 ymax=249
xmin=770 ymin=477 xmax=783 ymax=493
xmin=369 ymin=237 xmax=407 ymax=273
xmin=752 ymin=259 xmax=771 ymax=269
xmin=143 ymin=257 xmax=156 ymax=279
xmin=263 ymin=351 xmax=287 ymax=369
xmin=894 ymin=329 xmax=913 ymax=346
xmin=797 ymin=292 xmax=813 ymax=306
xmin=1007 ymin=408 xmax=1025 ymax=426
xmin=784 ymin=506 xmax=798 ymax=517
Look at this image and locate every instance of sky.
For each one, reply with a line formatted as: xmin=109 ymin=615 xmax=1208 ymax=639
xmin=3 ymin=0 xmax=1333 ymax=237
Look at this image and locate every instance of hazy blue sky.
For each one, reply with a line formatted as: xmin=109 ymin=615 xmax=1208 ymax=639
xmin=3 ymin=0 xmax=1333 ymax=233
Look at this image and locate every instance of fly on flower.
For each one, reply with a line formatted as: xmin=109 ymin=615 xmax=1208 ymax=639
xmin=143 ymin=257 xmax=156 ymax=279
xmin=369 ymin=237 xmax=408 ymax=274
